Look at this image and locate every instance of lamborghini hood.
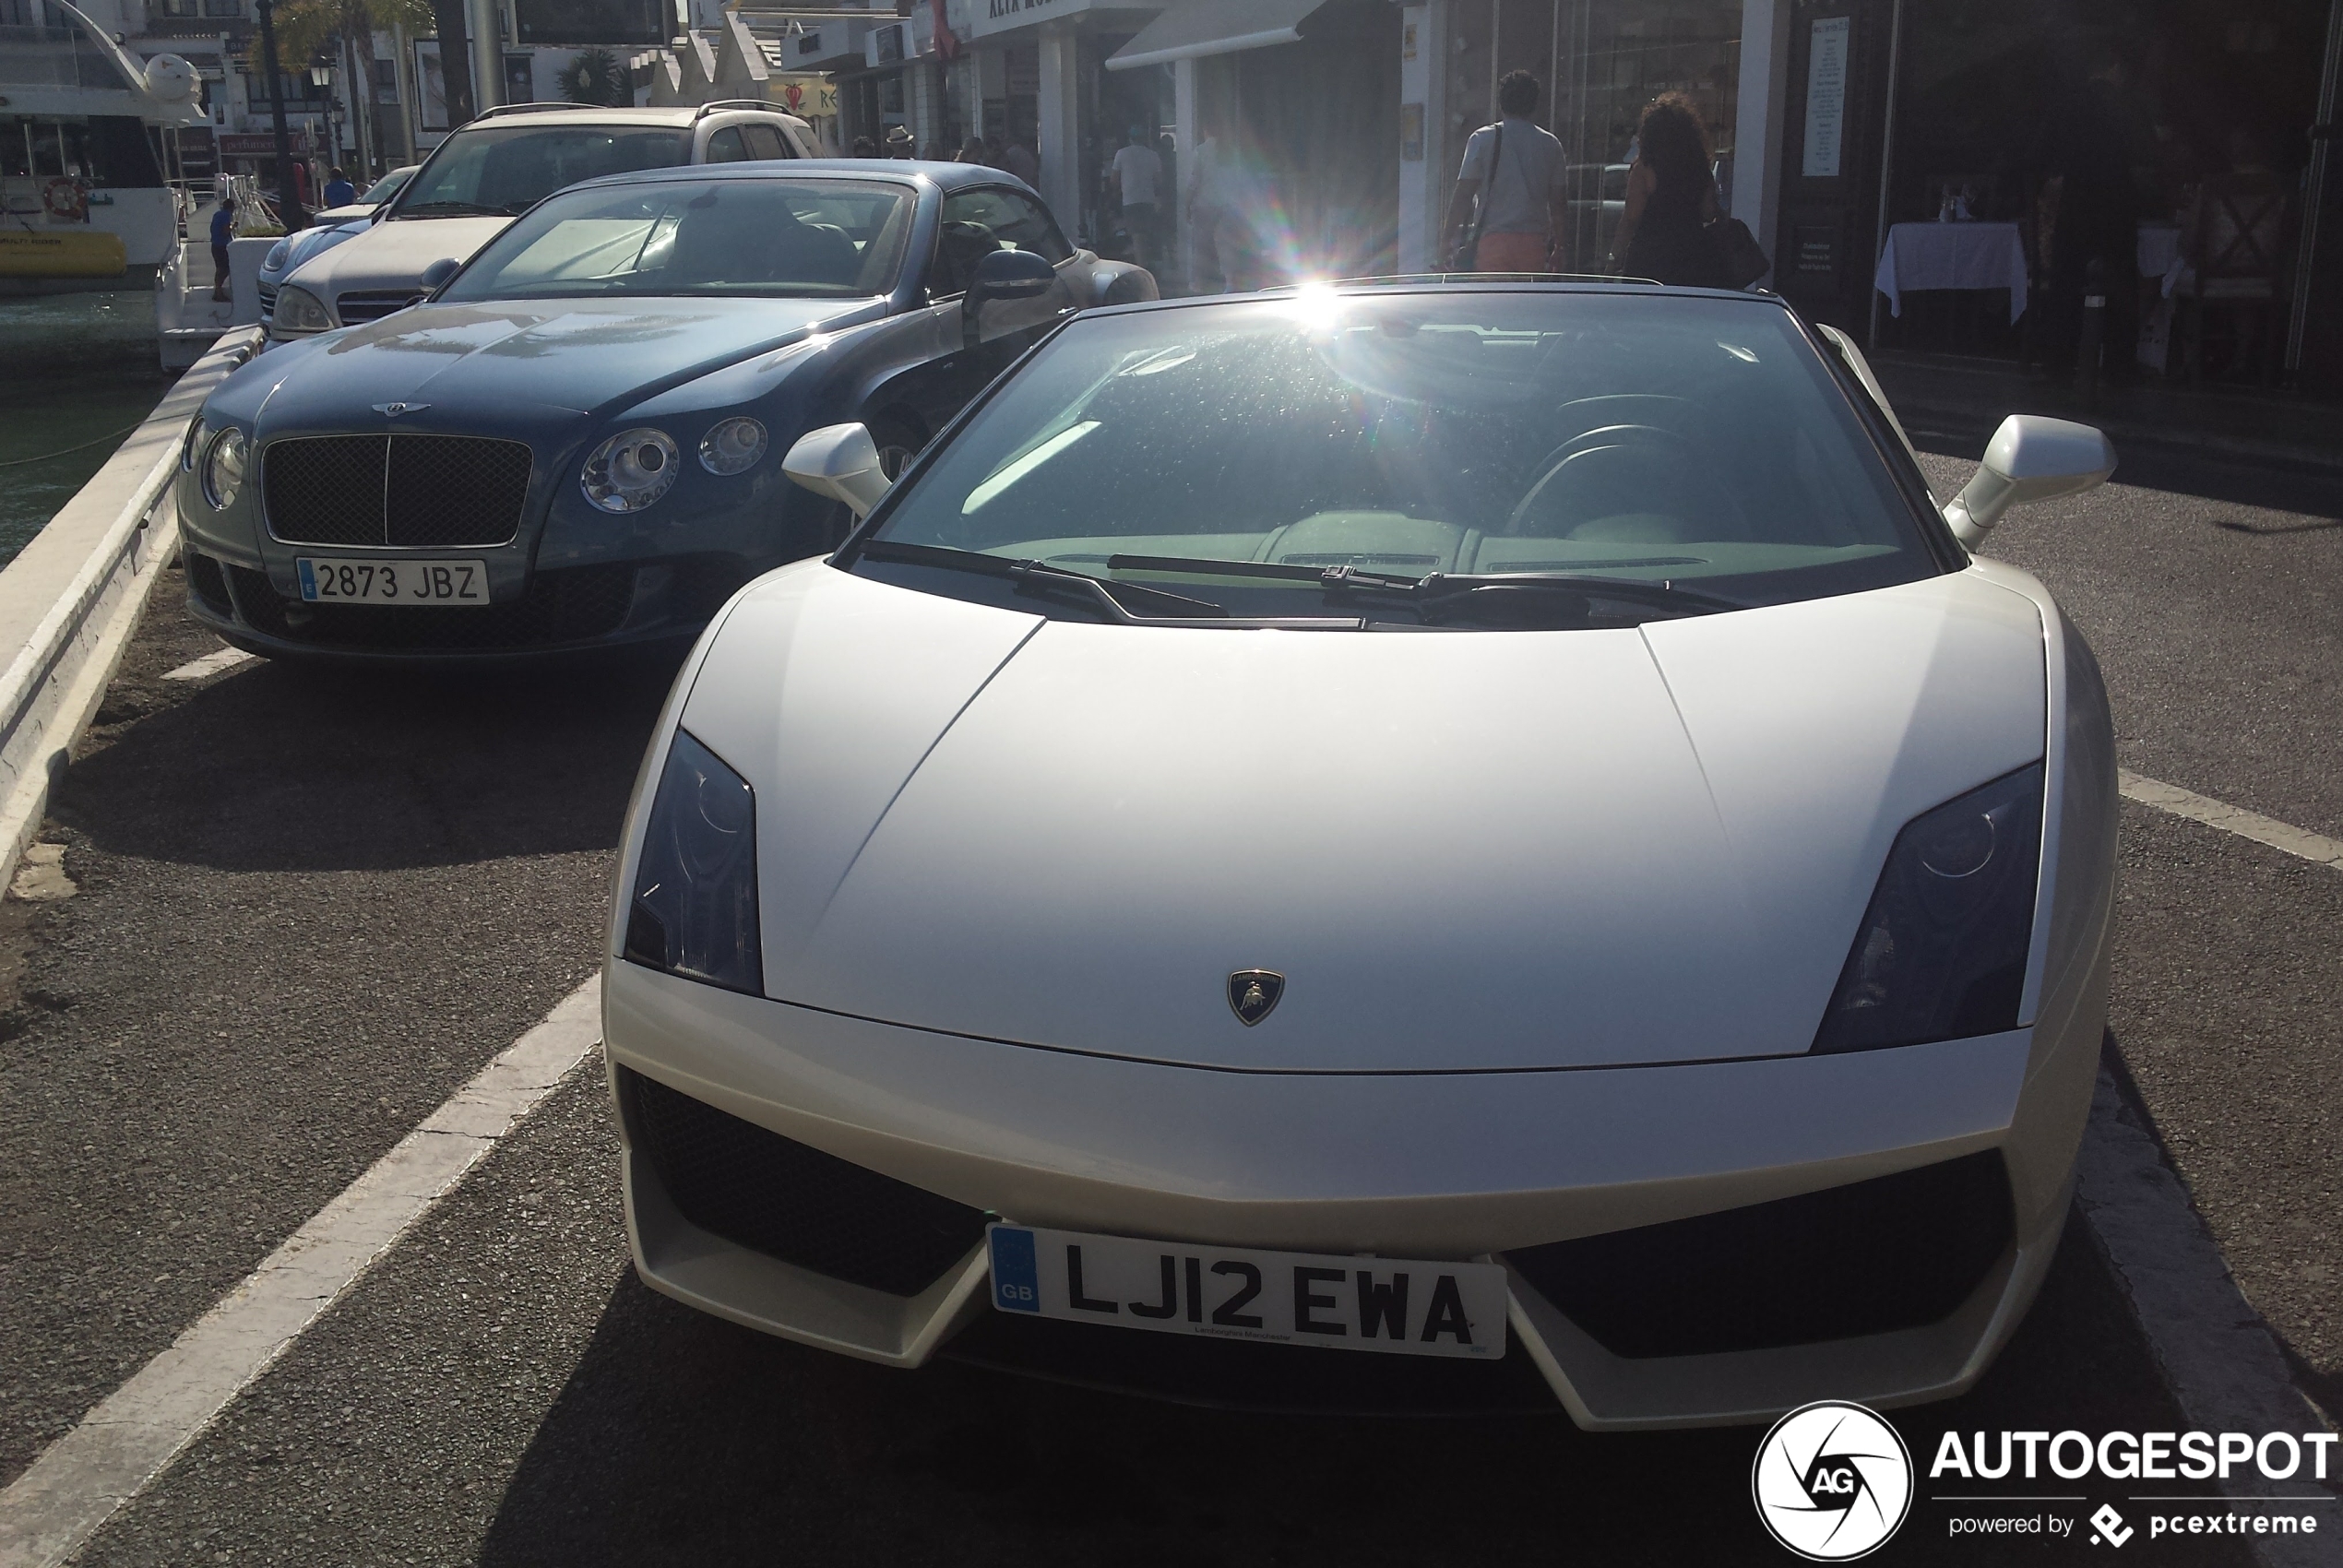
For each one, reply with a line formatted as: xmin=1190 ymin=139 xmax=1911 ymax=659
xmin=676 ymin=564 xmax=2049 ymax=1073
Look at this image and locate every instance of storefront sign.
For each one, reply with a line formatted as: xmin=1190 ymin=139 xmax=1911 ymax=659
xmin=770 ymin=76 xmax=838 ymax=117
xmin=220 ymin=131 xmax=312 ymax=156
xmin=1802 ymin=16 xmax=1849 ymax=179
xmin=967 ymin=0 xmax=1104 ymax=42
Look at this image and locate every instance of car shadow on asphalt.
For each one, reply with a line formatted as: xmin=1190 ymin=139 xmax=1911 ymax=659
xmin=49 ymin=649 xmax=683 ymax=873
xmin=476 ymin=1210 xmax=2238 ymax=1567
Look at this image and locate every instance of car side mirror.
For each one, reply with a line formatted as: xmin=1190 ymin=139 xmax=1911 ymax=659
xmin=1944 ymin=414 xmax=2115 ymax=547
xmin=967 ymin=245 xmax=1055 ymax=307
xmin=419 ymin=256 xmax=461 ymax=291
xmin=783 ymin=422 xmax=891 ymax=518
xmin=962 ymin=247 xmax=1055 ymax=348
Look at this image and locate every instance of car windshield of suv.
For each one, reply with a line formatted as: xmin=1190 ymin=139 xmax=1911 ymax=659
xmin=355 ymin=166 xmax=411 ymax=207
xmin=393 ymin=125 xmax=692 ymax=217
xmin=440 ymin=179 xmax=916 ymax=301
xmin=850 ymin=291 xmax=1943 ymax=627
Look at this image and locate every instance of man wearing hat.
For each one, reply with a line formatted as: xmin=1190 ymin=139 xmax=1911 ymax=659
xmin=884 ymin=125 xmax=915 ymax=160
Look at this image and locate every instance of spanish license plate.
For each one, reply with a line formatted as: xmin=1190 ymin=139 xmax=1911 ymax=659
xmin=986 ymin=1223 xmax=1506 ymax=1360
xmin=296 ymin=557 xmax=488 ymax=605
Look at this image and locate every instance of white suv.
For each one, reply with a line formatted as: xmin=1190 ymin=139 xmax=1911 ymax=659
xmin=267 ymin=101 xmax=818 ymax=343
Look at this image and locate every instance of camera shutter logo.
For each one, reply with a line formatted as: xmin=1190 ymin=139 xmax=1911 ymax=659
xmin=1751 ymin=1400 xmax=1913 ymax=1560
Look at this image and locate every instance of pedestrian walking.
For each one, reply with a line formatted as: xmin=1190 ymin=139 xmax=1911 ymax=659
xmin=957 ymin=137 xmax=987 ymax=166
xmin=1611 ymin=93 xmax=1730 ymax=287
xmin=208 ymin=193 xmax=234 ymax=303
xmin=884 ymin=125 xmax=915 ymax=160
xmin=1000 ymin=134 xmax=1039 ymax=189
xmin=1185 ymin=122 xmax=1230 ymax=291
xmin=1110 ymin=125 xmax=1163 ymax=270
xmin=1444 ymin=70 xmax=1568 ymax=273
xmin=322 ymin=165 xmax=355 ymax=208
xmin=851 ymin=135 xmax=876 ymax=158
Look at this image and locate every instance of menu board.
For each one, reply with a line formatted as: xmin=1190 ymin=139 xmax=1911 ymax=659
xmin=1802 ymin=16 xmax=1850 ymax=178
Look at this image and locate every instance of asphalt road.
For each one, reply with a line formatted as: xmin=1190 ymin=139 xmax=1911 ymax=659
xmin=3 ymin=439 xmax=2337 ymax=1565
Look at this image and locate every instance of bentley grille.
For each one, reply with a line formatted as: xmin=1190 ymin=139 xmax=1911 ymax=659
xmin=263 ymin=434 xmax=532 ymax=548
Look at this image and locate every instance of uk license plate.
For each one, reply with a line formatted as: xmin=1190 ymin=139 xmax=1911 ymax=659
xmin=986 ymin=1223 xmax=1506 ymax=1360
xmin=295 ymin=557 xmax=488 ymax=605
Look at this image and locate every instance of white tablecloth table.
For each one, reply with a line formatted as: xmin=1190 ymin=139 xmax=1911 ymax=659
xmin=1873 ymin=221 xmax=2028 ymax=323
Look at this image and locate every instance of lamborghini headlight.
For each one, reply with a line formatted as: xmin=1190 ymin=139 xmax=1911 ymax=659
xmin=1812 ymin=763 xmax=2044 ymax=1053
xmin=623 ymin=730 xmax=761 ymax=994
xmin=200 ymin=426 xmax=247 ymax=510
xmin=273 ymin=284 xmax=333 ymax=334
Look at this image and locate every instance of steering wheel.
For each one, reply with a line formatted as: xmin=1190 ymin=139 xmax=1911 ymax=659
xmin=1505 ymin=423 xmax=1715 ymax=537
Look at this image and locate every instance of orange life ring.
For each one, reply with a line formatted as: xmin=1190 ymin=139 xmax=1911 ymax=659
xmin=42 ymin=177 xmax=88 ymax=221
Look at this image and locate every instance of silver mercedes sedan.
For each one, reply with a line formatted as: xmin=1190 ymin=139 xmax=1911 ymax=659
xmin=601 ymin=279 xmax=2118 ymax=1426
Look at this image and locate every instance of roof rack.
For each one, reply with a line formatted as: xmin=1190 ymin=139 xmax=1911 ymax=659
xmin=695 ymin=99 xmax=780 ymax=118
xmin=470 ymin=101 xmax=607 ymax=120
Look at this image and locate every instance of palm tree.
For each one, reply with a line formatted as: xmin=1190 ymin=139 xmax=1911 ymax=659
xmin=247 ymin=0 xmax=436 ymax=172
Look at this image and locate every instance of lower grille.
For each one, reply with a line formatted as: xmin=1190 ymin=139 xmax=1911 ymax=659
xmin=225 ymin=562 xmax=638 ymax=650
xmin=622 ymin=1068 xmax=988 ymax=1298
xmin=256 ymin=279 xmax=279 ymax=313
xmin=184 ymin=550 xmax=232 ymax=616
xmin=263 ymin=434 xmax=531 ymax=547
xmin=1505 ymin=1152 xmax=2013 ymax=1360
xmin=336 ymin=288 xmax=423 ymax=323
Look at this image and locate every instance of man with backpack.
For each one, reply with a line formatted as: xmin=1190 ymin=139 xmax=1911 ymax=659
xmin=1443 ymin=70 xmax=1569 ymax=273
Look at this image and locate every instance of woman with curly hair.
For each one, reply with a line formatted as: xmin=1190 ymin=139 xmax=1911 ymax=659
xmin=1612 ymin=92 xmax=1729 ymax=287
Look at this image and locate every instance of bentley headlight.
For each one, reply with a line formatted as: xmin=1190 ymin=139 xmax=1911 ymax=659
xmin=273 ymin=284 xmax=333 ymax=334
xmin=263 ymin=239 xmax=291 ymax=272
xmin=698 ymin=416 xmax=767 ymax=476
xmin=200 ymin=426 xmax=248 ymax=510
xmin=580 ymin=428 xmax=680 ymax=513
xmin=623 ymin=730 xmax=761 ymax=994
xmin=1812 ymin=764 xmax=2044 ymax=1053
xmin=182 ymin=417 xmax=208 ymax=470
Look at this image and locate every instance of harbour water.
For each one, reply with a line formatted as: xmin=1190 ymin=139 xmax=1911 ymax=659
xmin=0 ymin=292 xmax=180 ymax=567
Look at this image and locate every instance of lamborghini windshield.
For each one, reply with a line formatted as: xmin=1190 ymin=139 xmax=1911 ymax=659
xmin=851 ymin=290 xmax=1946 ymax=625
xmin=441 ymin=179 xmax=915 ymax=301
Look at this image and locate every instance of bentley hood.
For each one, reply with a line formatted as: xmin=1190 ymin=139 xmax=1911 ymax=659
xmin=238 ymin=297 xmax=879 ymax=434
xmin=675 ymin=564 xmax=2050 ymax=1072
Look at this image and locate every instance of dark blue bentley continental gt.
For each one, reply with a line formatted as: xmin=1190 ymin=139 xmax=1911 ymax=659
xmin=174 ymin=161 xmax=1155 ymax=660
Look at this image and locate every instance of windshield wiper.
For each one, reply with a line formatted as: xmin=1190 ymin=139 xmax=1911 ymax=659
xmin=1106 ymin=552 xmax=1424 ymax=589
xmin=858 ymin=540 xmax=1229 ymax=620
xmin=1108 ymin=553 xmax=1738 ymax=622
xmin=396 ymin=200 xmax=515 ymax=218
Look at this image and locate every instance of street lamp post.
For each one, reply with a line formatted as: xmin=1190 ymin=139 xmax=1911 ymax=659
xmin=310 ymin=58 xmax=340 ymax=171
xmin=254 ymin=0 xmax=302 ymax=230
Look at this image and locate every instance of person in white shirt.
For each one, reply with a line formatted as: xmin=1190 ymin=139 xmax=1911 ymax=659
xmin=1443 ymin=70 xmax=1570 ymax=273
xmin=1110 ymin=125 xmax=1164 ymax=269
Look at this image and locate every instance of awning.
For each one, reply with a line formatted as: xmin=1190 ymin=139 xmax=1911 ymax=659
xmin=1104 ymin=0 xmax=1321 ymax=70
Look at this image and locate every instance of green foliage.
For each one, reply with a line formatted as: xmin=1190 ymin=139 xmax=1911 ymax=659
xmin=244 ymin=0 xmax=433 ymax=78
xmin=558 ymin=47 xmax=630 ymax=109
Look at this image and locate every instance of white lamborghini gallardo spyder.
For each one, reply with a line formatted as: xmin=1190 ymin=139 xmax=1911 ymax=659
xmin=602 ymin=280 xmax=2120 ymax=1427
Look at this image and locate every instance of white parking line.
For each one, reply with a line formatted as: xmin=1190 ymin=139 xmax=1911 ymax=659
xmin=2121 ymin=770 xmax=2343 ymax=870
xmin=0 ymin=977 xmax=601 ymax=1568
xmin=160 ymin=647 xmax=256 ymax=683
xmin=2075 ymin=1070 xmax=2337 ymax=1568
